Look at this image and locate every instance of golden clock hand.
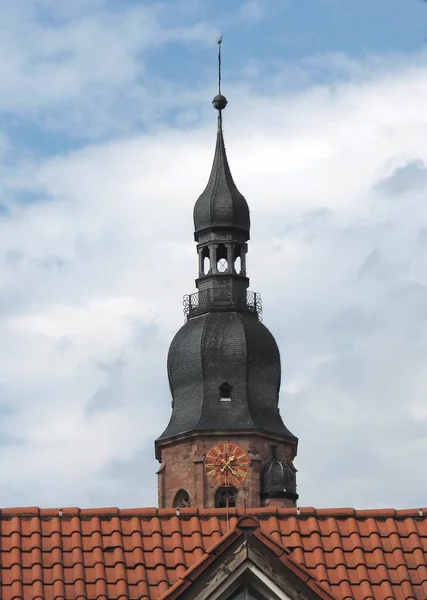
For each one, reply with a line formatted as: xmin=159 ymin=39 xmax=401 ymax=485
xmin=221 ymin=460 xmax=230 ymax=473
xmin=221 ymin=456 xmax=237 ymax=476
xmin=226 ymin=456 xmax=236 ymax=469
xmin=220 ymin=456 xmax=233 ymax=472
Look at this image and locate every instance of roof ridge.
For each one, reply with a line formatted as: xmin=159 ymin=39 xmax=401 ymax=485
xmin=1 ymin=507 xmax=427 ymax=599
xmin=1 ymin=506 xmax=427 ymax=519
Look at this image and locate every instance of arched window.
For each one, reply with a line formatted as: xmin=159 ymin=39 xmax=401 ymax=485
xmin=173 ymin=489 xmax=190 ymax=508
xmin=219 ymin=382 xmax=231 ymax=401
xmin=234 ymin=245 xmax=243 ymax=275
xmin=215 ymin=486 xmax=237 ymax=508
xmin=216 ymin=244 xmax=228 ymax=272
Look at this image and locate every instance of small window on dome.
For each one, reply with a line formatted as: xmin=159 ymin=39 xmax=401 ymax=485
xmin=219 ymin=382 xmax=231 ymax=402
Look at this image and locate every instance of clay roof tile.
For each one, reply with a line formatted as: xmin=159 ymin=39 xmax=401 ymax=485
xmin=1 ymin=507 xmax=427 ymax=599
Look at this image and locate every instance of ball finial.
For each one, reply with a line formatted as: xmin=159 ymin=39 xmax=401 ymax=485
xmin=212 ymin=94 xmax=228 ymax=111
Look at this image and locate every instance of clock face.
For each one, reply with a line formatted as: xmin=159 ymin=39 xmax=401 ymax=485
xmin=205 ymin=443 xmax=250 ymax=487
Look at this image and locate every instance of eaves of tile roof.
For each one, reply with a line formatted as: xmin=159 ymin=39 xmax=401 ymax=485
xmin=0 ymin=506 xmax=427 ymax=600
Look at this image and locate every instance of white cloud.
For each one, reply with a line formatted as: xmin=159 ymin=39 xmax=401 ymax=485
xmin=1 ymin=1 xmax=427 ymax=509
xmin=239 ymin=0 xmax=264 ymax=21
xmin=0 ymin=0 xmax=218 ymax=138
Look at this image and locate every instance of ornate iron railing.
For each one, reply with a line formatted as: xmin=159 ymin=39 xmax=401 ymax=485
xmin=183 ymin=289 xmax=262 ymax=319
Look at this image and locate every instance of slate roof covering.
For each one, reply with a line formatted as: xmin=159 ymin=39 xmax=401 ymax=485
xmin=193 ymin=121 xmax=250 ymax=238
xmin=161 ymin=311 xmax=297 ymax=442
xmin=1 ymin=506 xmax=427 ymax=600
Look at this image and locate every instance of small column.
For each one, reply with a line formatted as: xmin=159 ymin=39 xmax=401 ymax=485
xmin=210 ymin=244 xmax=218 ymax=274
xmin=226 ymin=244 xmax=234 ymax=273
xmin=198 ymin=248 xmax=204 ymax=277
xmin=240 ymin=247 xmax=247 ymax=276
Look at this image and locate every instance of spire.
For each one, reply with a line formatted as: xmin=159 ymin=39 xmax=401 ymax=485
xmin=157 ymin=38 xmax=298 ymax=443
xmin=155 ymin=39 xmax=298 ymax=511
xmin=193 ymin=37 xmax=250 ymax=238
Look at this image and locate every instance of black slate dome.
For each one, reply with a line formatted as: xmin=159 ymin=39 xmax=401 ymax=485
xmin=158 ymin=311 xmax=296 ymax=441
xmin=261 ymin=445 xmax=298 ymax=501
xmin=193 ymin=126 xmax=250 ymax=238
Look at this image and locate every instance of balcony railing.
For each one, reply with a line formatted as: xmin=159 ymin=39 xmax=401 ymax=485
xmin=183 ymin=289 xmax=262 ymax=319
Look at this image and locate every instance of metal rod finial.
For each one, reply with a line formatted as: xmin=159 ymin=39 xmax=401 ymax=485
xmin=216 ymin=36 xmax=223 ymax=94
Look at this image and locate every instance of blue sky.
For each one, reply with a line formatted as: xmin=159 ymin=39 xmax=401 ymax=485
xmin=4 ymin=0 xmax=427 ymax=155
xmin=2 ymin=0 xmax=427 ymax=509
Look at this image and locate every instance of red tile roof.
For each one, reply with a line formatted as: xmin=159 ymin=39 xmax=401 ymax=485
xmin=1 ymin=506 xmax=427 ymax=600
xmin=159 ymin=515 xmax=338 ymax=600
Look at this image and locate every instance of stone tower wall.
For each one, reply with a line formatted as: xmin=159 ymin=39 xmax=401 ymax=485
xmin=157 ymin=434 xmax=296 ymax=510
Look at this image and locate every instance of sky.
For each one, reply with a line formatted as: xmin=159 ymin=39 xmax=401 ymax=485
xmin=1 ymin=0 xmax=427 ymax=510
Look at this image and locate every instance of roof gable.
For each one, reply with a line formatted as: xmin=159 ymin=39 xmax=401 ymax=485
xmin=159 ymin=516 xmax=337 ymax=600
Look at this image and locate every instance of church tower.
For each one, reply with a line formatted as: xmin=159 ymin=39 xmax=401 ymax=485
xmin=155 ymin=41 xmax=298 ymax=510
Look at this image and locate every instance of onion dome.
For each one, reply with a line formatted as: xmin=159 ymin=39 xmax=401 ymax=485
xmin=193 ymin=96 xmax=250 ymax=239
xmin=261 ymin=445 xmax=298 ymax=501
xmin=157 ymin=312 xmax=297 ymax=442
